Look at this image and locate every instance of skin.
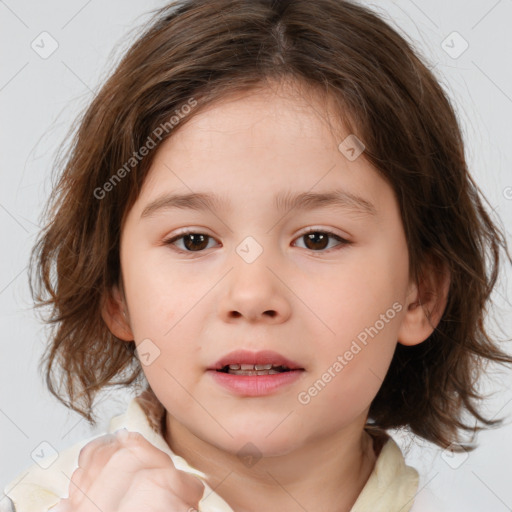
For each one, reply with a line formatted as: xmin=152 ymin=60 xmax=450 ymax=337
xmin=101 ymin=80 xmax=450 ymax=512
xmin=55 ymin=430 xmax=205 ymax=512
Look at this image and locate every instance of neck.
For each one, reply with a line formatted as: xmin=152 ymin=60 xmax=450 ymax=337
xmin=165 ymin=415 xmax=377 ymax=512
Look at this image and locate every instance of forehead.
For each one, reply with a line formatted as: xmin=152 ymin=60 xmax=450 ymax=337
xmin=130 ymin=85 xmax=393 ymax=221
xmin=169 ymin=83 xmax=346 ymax=152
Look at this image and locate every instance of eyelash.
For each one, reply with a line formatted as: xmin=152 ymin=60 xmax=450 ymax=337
xmin=162 ymin=228 xmax=352 ymax=255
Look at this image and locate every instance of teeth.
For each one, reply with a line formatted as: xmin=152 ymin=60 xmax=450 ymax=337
xmin=228 ymin=369 xmax=281 ymax=376
xmin=227 ymin=363 xmax=284 ymax=371
xmin=255 ymin=364 xmax=273 ymax=370
xmin=220 ymin=363 xmax=294 ymax=375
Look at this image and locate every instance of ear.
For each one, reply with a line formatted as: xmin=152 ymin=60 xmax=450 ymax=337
xmin=397 ymin=254 xmax=451 ymax=346
xmin=101 ymin=283 xmax=134 ymax=342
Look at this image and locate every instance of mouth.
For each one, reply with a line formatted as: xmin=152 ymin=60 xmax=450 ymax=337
xmin=216 ymin=363 xmax=296 ymax=376
xmin=207 ymin=350 xmax=305 ymax=396
xmin=209 ymin=349 xmax=305 ymax=375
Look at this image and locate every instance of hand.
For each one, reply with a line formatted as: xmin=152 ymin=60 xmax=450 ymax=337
xmin=52 ymin=429 xmax=204 ymax=512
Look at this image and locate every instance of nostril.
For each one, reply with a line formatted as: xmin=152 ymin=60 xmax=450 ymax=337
xmin=228 ymin=310 xmax=277 ymax=319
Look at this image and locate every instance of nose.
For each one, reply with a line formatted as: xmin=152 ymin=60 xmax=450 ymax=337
xmin=217 ymin=248 xmax=292 ymax=324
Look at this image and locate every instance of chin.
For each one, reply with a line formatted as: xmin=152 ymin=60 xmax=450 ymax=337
xmin=215 ymin=427 xmax=305 ymax=459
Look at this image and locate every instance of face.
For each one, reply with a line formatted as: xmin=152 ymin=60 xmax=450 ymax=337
xmin=113 ymin=84 xmax=417 ymax=458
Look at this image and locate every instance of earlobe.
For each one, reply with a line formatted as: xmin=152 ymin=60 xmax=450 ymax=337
xmin=397 ymin=256 xmax=451 ymax=347
xmin=101 ymin=284 xmax=134 ymax=342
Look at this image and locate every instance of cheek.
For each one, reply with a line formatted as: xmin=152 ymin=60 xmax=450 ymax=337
xmin=297 ymin=359 xmax=390 ymax=432
xmin=296 ymin=250 xmax=404 ymax=410
xmin=304 ymin=250 xmax=404 ymax=340
xmin=121 ymin=244 xmax=186 ymax=334
xmin=297 ymin=322 xmax=398 ymax=427
xmin=121 ymin=248 xmax=206 ymax=367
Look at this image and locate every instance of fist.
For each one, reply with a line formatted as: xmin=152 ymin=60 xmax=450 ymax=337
xmin=52 ymin=429 xmax=204 ymax=512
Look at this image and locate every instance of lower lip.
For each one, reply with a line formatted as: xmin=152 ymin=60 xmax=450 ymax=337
xmin=207 ymin=370 xmax=304 ymax=396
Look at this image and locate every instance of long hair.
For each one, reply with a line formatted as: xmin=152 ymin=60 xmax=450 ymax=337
xmin=30 ymin=0 xmax=512 ymax=450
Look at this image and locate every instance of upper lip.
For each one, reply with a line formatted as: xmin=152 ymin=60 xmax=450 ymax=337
xmin=209 ymin=350 xmax=304 ymax=370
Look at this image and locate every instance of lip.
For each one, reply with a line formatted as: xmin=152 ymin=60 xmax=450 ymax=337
xmin=207 ymin=349 xmax=305 ymax=397
xmin=208 ymin=370 xmax=304 ymax=396
xmin=209 ymin=349 xmax=304 ymax=371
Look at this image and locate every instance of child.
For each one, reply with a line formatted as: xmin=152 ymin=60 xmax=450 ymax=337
xmin=2 ymin=0 xmax=511 ymax=510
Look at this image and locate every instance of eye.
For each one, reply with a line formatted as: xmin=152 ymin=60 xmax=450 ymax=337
xmin=293 ymin=229 xmax=351 ymax=252
xmin=163 ymin=230 xmax=218 ymax=252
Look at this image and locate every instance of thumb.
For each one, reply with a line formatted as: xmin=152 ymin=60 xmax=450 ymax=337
xmin=177 ymin=471 xmax=207 ymax=510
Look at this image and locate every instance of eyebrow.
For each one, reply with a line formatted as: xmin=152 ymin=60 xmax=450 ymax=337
xmin=140 ymin=188 xmax=377 ymax=218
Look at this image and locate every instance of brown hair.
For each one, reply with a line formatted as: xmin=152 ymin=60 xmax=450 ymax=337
xmin=30 ymin=0 xmax=512 ymax=450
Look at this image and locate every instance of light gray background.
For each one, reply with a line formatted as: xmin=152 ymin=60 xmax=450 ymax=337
xmin=1 ymin=0 xmax=511 ymax=510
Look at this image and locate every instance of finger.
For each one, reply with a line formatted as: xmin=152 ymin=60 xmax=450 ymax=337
xmin=73 ymin=430 xmax=165 ymax=501
xmin=105 ymin=433 xmax=205 ymax=500
xmin=66 ymin=466 xmax=88 ymax=505
xmin=116 ymin=470 xmax=205 ymax=512
xmin=67 ymin=465 xmax=102 ymax=510
xmin=72 ymin=433 xmax=122 ymax=496
xmin=113 ymin=430 xmax=177 ymax=468
xmin=175 ymin=472 xmax=205 ymax=503
xmin=112 ymin=431 xmax=204 ymax=489
xmin=69 ymin=466 xmax=86 ymax=489
xmin=77 ymin=433 xmax=119 ymax=470
xmin=130 ymin=467 xmax=206 ymax=504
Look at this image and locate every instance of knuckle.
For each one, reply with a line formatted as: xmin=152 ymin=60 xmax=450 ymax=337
xmin=132 ymin=467 xmax=166 ymax=487
xmin=69 ymin=466 xmax=85 ymax=488
xmin=108 ymin=445 xmax=137 ymax=463
xmin=125 ymin=430 xmax=144 ymax=441
xmin=115 ymin=434 xmax=176 ymax=467
xmin=127 ymin=468 xmax=178 ymax=499
xmin=77 ymin=433 xmax=118 ymax=468
xmin=175 ymin=472 xmax=205 ymax=503
xmin=116 ymin=429 xmax=146 ymax=444
xmin=189 ymin=476 xmax=206 ymax=500
xmin=107 ymin=445 xmax=148 ymax=469
xmin=130 ymin=467 xmax=203 ymax=498
xmin=181 ymin=472 xmax=205 ymax=493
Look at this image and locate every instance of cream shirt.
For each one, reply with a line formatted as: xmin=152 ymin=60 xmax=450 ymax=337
xmin=2 ymin=390 xmax=421 ymax=512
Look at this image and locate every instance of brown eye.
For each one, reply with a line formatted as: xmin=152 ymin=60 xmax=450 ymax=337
xmin=304 ymin=232 xmax=329 ymax=250
xmin=182 ymin=233 xmax=210 ymax=251
xmin=164 ymin=232 xmax=217 ymax=252
xmin=294 ymin=230 xmax=350 ymax=252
